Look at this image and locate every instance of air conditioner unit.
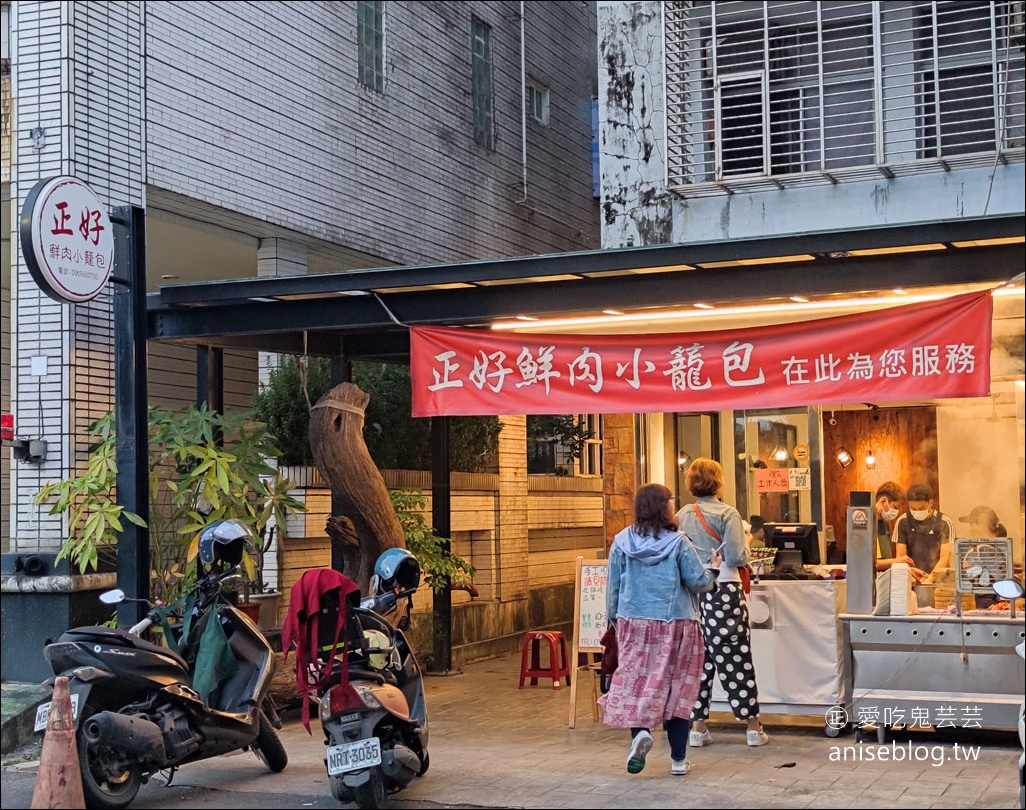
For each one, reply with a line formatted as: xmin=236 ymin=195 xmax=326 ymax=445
xmin=954 ymin=538 xmax=1013 ymax=595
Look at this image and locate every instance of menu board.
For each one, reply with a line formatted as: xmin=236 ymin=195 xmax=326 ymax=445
xmin=574 ymin=559 xmax=609 ymax=652
xmin=568 ymin=557 xmax=608 ymax=728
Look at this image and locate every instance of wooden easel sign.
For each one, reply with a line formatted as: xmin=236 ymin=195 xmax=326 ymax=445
xmin=568 ymin=556 xmax=608 ymax=728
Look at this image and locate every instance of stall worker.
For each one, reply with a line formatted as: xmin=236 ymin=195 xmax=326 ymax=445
xmin=892 ymin=483 xmax=955 ymax=584
xmin=873 ymin=482 xmax=925 ymax=579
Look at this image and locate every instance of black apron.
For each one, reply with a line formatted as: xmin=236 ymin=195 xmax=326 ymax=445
xmin=903 ymin=514 xmax=946 ymax=572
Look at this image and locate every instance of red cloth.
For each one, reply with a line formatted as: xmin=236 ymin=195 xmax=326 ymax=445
xmin=282 ymin=568 xmax=362 ymax=732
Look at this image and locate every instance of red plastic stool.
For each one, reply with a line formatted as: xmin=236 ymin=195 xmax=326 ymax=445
xmin=518 ymin=630 xmax=571 ymax=689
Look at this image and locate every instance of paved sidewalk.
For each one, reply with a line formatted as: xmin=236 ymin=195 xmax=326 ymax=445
xmin=2 ymin=652 xmax=1021 ymax=809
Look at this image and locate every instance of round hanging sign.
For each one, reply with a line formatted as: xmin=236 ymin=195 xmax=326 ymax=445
xmin=792 ymin=443 xmax=810 ymax=462
xmin=19 ymin=176 xmax=115 ymax=303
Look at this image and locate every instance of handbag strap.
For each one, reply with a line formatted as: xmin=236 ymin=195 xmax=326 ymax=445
xmin=691 ymin=505 xmax=722 ymax=543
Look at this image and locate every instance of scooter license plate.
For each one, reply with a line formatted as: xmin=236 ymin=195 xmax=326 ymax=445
xmin=326 ymin=737 xmax=382 ymax=775
xmin=33 ymin=694 xmax=80 ymax=732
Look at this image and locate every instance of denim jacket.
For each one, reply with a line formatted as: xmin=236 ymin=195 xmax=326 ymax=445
xmin=606 ymin=525 xmax=717 ymax=623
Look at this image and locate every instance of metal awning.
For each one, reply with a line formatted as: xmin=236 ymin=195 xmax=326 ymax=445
xmin=147 ymin=214 xmax=1025 ymax=359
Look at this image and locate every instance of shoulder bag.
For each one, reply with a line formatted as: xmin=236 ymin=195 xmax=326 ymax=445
xmin=692 ymin=505 xmax=751 ymax=594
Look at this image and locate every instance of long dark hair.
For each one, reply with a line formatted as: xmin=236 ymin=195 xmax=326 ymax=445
xmin=634 ymin=483 xmax=677 ymax=537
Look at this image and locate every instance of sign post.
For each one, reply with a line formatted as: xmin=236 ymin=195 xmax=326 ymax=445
xmin=19 ymin=178 xmax=149 ymax=621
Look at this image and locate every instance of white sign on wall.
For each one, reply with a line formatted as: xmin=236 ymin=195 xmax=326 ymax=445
xmin=20 ymin=176 xmax=115 ymax=303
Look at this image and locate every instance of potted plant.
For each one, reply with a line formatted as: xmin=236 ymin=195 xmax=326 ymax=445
xmin=35 ymin=405 xmax=306 ymax=613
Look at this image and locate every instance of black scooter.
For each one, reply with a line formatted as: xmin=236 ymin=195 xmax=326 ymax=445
xmin=42 ymin=531 xmax=287 ymax=809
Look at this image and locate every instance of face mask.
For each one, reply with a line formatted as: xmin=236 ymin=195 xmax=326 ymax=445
xmin=909 ymin=509 xmax=930 ymax=521
xmin=882 ymin=507 xmax=899 ymax=522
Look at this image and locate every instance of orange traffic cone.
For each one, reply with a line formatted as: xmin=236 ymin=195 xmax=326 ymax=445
xmin=31 ymin=676 xmax=85 ymax=809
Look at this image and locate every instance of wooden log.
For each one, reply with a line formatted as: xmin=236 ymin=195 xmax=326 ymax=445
xmin=309 ymin=383 xmax=405 ymax=594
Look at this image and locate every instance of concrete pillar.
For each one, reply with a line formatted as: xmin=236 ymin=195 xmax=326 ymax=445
xmin=256 ymin=238 xmax=307 ymax=591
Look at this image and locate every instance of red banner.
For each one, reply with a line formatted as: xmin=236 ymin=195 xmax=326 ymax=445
xmin=410 ymin=292 xmax=993 ymax=417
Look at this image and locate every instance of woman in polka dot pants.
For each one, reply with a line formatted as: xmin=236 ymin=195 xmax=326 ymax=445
xmin=676 ymin=458 xmax=769 ymax=748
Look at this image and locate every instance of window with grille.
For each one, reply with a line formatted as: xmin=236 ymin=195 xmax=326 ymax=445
xmin=472 ymin=17 xmax=495 ymax=149
xmin=358 ymin=0 xmax=384 ymax=93
xmin=664 ymin=1 xmax=1025 ymax=196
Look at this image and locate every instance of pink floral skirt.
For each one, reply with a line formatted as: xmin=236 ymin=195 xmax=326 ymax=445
xmin=597 ymin=618 xmax=704 ymax=728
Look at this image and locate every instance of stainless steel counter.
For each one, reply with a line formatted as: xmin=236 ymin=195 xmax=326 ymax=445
xmin=841 ymin=612 xmax=1026 ymax=733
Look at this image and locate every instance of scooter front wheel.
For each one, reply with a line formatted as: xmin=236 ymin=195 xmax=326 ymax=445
xmin=354 ymin=767 xmax=387 ymax=810
xmin=252 ymin=709 xmax=288 ymax=773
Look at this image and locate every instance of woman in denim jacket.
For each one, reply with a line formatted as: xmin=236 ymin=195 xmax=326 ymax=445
xmin=598 ymin=483 xmax=719 ymax=777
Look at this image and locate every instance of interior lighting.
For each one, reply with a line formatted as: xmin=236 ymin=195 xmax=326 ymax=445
xmin=865 ymin=448 xmax=876 ymax=469
xmin=678 ymin=452 xmax=692 ymax=472
xmin=834 ymin=447 xmax=854 ymax=468
xmin=491 ymin=290 xmax=953 ymax=331
xmin=772 ymin=445 xmax=789 ymax=462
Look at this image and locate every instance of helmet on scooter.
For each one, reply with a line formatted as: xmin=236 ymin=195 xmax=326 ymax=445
xmin=374 ymin=547 xmax=421 ymax=592
xmin=198 ymin=519 xmax=252 ymax=568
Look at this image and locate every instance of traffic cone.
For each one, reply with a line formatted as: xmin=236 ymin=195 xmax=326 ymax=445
xmin=31 ymin=676 xmax=85 ymax=809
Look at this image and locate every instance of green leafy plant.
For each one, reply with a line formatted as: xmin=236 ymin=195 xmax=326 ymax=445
xmin=252 ymin=356 xmax=333 ymax=467
xmin=353 ymin=361 xmax=501 ymax=472
xmin=35 ymin=406 xmax=306 ymax=603
xmin=389 ymin=488 xmax=475 ymax=592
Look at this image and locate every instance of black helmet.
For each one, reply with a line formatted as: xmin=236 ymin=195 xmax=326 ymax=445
xmin=374 ymin=547 xmax=421 ymax=592
xmin=198 ymin=519 xmax=252 ymax=568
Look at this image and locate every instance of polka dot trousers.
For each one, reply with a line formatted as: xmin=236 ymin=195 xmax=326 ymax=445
xmin=690 ymin=581 xmax=761 ymax=722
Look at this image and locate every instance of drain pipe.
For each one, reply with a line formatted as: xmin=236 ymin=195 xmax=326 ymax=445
xmin=517 ymin=0 xmax=528 ymax=204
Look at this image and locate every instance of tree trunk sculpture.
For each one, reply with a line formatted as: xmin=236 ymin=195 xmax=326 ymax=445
xmin=309 ymin=382 xmax=405 ymax=594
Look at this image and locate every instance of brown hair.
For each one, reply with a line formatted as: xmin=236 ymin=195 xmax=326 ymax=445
xmin=633 ymin=483 xmax=677 ymax=537
xmin=686 ymin=457 xmax=723 ymax=498
xmin=875 ymin=481 xmax=905 ymax=504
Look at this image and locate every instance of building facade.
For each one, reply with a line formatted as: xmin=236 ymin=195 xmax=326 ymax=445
xmin=1 ymin=1 xmax=603 ymax=676
xmin=592 ymin=1 xmax=1024 ymax=559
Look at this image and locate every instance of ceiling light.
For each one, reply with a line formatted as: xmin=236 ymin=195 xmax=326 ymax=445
xmin=678 ymin=452 xmax=692 ymax=472
xmin=892 ymin=288 xmax=908 ymax=295
xmin=772 ymin=445 xmax=789 ymax=462
xmin=790 ymin=295 xmax=809 ymax=303
xmin=490 ymin=289 xmax=953 ymax=331
xmin=698 ymin=254 xmax=816 ymax=268
xmin=834 ymin=446 xmax=854 ymax=468
xmin=515 ymin=315 xmax=539 ymax=321
xmin=693 ymin=302 xmax=714 ymax=310
xmin=602 ymin=309 xmax=625 ymax=316
xmin=950 ymin=236 xmax=1024 ymax=247
xmin=847 ymin=244 xmax=946 ymax=256
xmin=865 ymin=448 xmax=876 ymax=469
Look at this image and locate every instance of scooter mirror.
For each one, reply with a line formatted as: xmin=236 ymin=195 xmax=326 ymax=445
xmin=99 ymin=588 xmax=126 ymax=605
xmin=992 ymin=579 xmax=1026 ymax=600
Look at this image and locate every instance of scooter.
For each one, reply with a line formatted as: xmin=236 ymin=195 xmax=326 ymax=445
xmin=307 ymin=549 xmax=429 ymax=809
xmin=41 ymin=519 xmax=287 ymax=809
xmin=993 ymin=578 xmax=1026 ymax=810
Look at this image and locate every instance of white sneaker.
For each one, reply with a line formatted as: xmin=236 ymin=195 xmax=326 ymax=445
xmin=627 ymin=730 xmax=653 ymax=773
xmin=688 ymin=729 xmax=713 ymax=747
xmin=671 ymin=758 xmax=692 ymax=776
xmin=747 ymin=728 xmax=770 ymax=747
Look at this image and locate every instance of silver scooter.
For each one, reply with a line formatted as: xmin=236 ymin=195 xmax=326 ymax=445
xmin=318 ymin=549 xmax=429 ymax=809
xmin=993 ymin=578 xmax=1025 ymax=810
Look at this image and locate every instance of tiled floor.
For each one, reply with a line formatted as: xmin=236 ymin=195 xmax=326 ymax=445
xmin=3 ymin=652 xmax=1021 ymax=809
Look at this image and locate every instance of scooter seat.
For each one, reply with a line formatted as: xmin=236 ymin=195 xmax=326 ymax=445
xmin=62 ymin=625 xmax=190 ymax=670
